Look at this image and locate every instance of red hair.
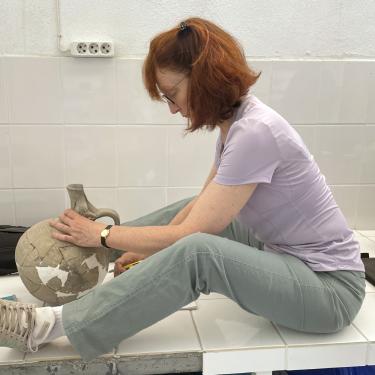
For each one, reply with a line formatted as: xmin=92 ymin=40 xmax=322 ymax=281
xmin=143 ymin=17 xmax=261 ymax=132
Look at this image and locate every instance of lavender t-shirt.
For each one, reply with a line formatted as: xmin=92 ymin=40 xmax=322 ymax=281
xmin=213 ymin=92 xmax=364 ymax=272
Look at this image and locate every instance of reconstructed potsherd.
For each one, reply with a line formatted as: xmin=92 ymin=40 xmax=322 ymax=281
xmin=15 ymin=184 xmax=120 ymax=306
xmin=15 ymin=219 xmax=109 ymax=305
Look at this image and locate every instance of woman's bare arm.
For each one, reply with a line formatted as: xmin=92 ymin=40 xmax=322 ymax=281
xmin=168 ymin=162 xmax=218 ymax=225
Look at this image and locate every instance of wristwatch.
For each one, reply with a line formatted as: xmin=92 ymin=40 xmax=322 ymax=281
xmin=100 ymin=225 xmax=113 ymax=248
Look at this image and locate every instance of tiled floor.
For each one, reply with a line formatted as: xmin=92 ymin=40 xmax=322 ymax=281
xmin=0 ymin=230 xmax=374 ymax=374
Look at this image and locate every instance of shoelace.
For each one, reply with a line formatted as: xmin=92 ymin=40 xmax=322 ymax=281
xmin=0 ymin=301 xmax=38 ymax=352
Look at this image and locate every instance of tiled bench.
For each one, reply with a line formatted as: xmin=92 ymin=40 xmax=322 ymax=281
xmin=0 ymin=230 xmax=374 ymax=375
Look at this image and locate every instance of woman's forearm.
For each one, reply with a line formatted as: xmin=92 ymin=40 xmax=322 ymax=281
xmin=107 ymin=197 xmax=198 ymax=258
xmin=105 ymin=224 xmax=188 ymax=258
xmin=168 ymin=197 xmax=198 ymax=225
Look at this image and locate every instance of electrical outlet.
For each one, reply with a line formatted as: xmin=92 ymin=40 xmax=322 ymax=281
xmin=70 ymin=41 xmax=114 ymax=57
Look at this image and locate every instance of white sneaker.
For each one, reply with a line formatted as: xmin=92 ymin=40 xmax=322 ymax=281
xmin=0 ymin=299 xmax=54 ymax=353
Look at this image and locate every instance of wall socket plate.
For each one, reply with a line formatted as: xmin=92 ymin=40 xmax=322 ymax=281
xmin=70 ymin=41 xmax=114 ymax=57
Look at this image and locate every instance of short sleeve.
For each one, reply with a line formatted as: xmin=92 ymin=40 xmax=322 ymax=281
xmin=213 ymin=120 xmax=281 ymax=185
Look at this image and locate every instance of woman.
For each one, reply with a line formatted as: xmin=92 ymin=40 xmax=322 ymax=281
xmin=0 ymin=17 xmax=365 ymax=362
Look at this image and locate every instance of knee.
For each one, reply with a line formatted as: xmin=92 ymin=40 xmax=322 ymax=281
xmin=173 ymin=232 xmax=219 ymax=257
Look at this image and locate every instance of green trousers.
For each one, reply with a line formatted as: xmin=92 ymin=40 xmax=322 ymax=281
xmin=62 ymin=196 xmax=366 ymax=361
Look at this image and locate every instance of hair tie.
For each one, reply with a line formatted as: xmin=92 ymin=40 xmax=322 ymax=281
xmin=180 ymin=22 xmax=188 ymax=31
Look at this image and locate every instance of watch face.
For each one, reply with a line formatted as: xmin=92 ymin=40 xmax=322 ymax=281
xmin=101 ymin=229 xmax=109 ymax=237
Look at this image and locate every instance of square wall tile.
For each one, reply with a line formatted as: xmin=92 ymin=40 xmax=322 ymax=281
xmin=0 ymin=190 xmax=15 ymax=225
xmin=0 ymin=126 xmax=11 ymax=188
xmin=65 ymin=125 xmax=117 ymax=187
xmin=248 ymin=60 xmax=272 ymax=105
xmin=316 ymin=61 xmax=344 ymax=124
xmin=14 ymin=189 xmax=65 ymax=226
xmin=314 ymin=125 xmax=364 ymax=185
xmin=118 ymin=188 xmax=165 ymax=223
xmin=166 ymin=188 xmax=200 ymax=205
xmin=117 ymin=126 xmax=167 ymax=186
xmin=366 ymin=64 xmax=375 ymax=123
xmin=168 ymin=126 xmax=218 ymax=186
xmin=339 ymin=61 xmax=371 ymax=124
xmin=116 ymin=59 xmax=185 ymax=125
xmin=0 ymin=58 xmax=9 ymax=123
xmin=360 ymin=125 xmax=375 ymax=184
xmin=356 ymin=186 xmax=375 ymax=230
xmin=11 ymin=126 xmax=64 ymax=188
xmin=7 ymin=57 xmax=63 ymax=124
xmin=61 ymin=58 xmax=116 ymax=124
xmin=270 ymin=61 xmax=319 ymax=124
xmin=329 ymin=185 xmax=358 ymax=229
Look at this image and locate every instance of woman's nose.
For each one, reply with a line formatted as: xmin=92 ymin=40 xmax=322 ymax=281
xmin=168 ymin=102 xmax=180 ymax=114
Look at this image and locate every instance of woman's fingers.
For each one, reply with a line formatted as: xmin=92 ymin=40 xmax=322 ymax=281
xmin=114 ymin=262 xmax=125 ymax=277
xmin=58 ymin=212 xmax=74 ymax=226
xmin=113 ymin=252 xmax=144 ymax=277
xmin=56 ymin=221 xmax=71 ymax=233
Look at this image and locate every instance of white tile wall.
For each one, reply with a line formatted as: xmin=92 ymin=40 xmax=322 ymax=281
xmin=316 ymin=61 xmax=344 ymax=124
xmin=61 ymin=58 xmax=116 ymax=124
xmin=116 ymin=59 xmax=185 ymax=125
xmin=168 ymin=126 xmax=218 ymax=186
xmin=360 ymin=125 xmax=375 ymax=184
xmin=117 ymin=126 xmax=167 ymax=186
xmin=0 ymin=126 xmax=11 ymax=188
xmin=14 ymin=189 xmax=66 ymax=226
xmin=270 ymin=61 xmax=319 ymax=124
xmin=367 ymin=66 xmax=375 ymax=123
xmin=118 ymin=187 xmax=165 ymax=223
xmin=11 ymin=126 xmax=65 ymax=188
xmin=6 ymin=57 xmax=63 ymax=124
xmin=0 ymin=58 xmax=8 ymax=123
xmin=166 ymin=188 xmax=200 ymax=205
xmin=0 ymin=190 xmax=15 ymax=225
xmin=314 ymin=125 xmax=365 ymax=185
xmin=65 ymin=125 xmax=117 ymax=187
xmin=249 ymin=60 xmax=272 ymax=105
xmin=0 ymin=57 xmax=374 ymax=229
xmin=339 ymin=61 xmax=370 ymax=124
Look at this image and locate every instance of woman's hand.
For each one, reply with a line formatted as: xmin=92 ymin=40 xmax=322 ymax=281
xmin=49 ymin=208 xmax=106 ymax=248
xmin=114 ymin=252 xmax=146 ymax=277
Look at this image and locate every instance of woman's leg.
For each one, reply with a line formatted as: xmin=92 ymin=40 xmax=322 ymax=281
xmin=109 ymin=196 xmax=263 ymax=261
xmin=62 ymin=232 xmax=365 ymax=361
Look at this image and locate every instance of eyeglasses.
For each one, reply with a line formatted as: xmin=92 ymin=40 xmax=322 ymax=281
xmin=157 ymin=76 xmax=187 ymax=106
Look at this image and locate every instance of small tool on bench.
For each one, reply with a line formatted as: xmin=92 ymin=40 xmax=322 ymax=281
xmin=109 ymin=260 xmax=142 ymax=273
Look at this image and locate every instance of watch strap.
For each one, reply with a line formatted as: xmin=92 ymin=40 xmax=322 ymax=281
xmin=101 ymin=224 xmax=113 ymax=248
